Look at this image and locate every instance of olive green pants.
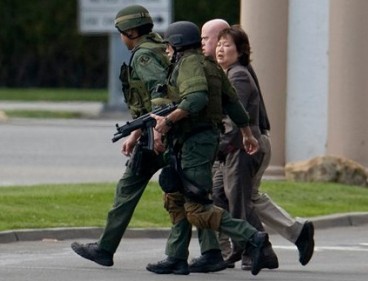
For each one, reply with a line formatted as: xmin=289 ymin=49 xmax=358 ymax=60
xmin=98 ymin=154 xmax=163 ymax=254
xmin=164 ymin=130 xmax=258 ymax=258
xmin=97 ymin=152 xmax=221 ymax=257
xmin=164 ymin=192 xmax=221 ymax=259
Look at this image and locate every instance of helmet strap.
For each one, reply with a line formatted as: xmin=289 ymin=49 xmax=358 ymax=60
xmin=118 ymin=28 xmax=140 ymax=40
xmin=171 ymin=49 xmax=184 ymax=64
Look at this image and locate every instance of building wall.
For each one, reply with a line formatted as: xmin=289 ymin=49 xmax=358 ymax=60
xmin=286 ymin=0 xmax=330 ymax=162
xmin=240 ymin=0 xmax=288 ymax=169
xmin=240 ymin=0 xmax=368 ymax=169
xmin=328 ymin=0 xmax=368 ymax=166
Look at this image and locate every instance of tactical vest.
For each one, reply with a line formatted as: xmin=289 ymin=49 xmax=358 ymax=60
xmin=170 ymin=53 xmax=226 ymax=132
xmin=160 ymin=52 xmax=232 ymax=139
xmin=119 ymin=34 xmax=169 ymax=118
xmin=200 ymin=56 xmax=227 ymax=127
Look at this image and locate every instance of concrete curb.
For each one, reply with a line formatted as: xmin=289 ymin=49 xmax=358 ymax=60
xmin=0 ymin=227 xmax=171 ymax=244
xmin=1 ymin=212 xmax=367 ymax=244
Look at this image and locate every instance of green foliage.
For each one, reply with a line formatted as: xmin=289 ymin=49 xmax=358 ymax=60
xmin=174 ymin=0 xmax=240 ymax=27
xmin=0 ymin=0 xmax=240 ymax=88
xmin=0 ymin=0 xmax=107 ymax=88
xmin=0 ymin=180 xmax=367 ymax=231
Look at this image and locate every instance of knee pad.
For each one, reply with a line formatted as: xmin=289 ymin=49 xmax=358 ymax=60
xmin=184 ymin=202 xmax=224 ymax=230
xmin=164 ymin=192 xmax=186 ymax=224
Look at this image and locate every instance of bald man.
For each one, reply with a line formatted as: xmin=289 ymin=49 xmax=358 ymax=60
xmin=201 ymin=19 xmax=315 ymax=270
xmin=201 ymin=19 xmax=230 ymax=58
xmin=201 ymin=18 xmax=232 ymax=260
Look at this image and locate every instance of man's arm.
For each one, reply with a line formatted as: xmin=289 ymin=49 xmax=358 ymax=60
xmin=112 ymin=103 xmax=177 ymax=146
xmin=151 ymin=91 xmax=208 ymax=134
xmin=133 ymin=49 xmax=169 ymax=98
xmin=223 ymin=100 xmax=259 ymax=154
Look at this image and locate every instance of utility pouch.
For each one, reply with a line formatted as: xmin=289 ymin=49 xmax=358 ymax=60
xmin=127 ymin=141 xmax=144 ymax=175
xmin=127 ymin=134 xmax=155 ymax=176
xmin=159 ymin=166 xmax=181 ymax=193
xmin=119 ymin=63 xmax=130 ymax=101
xmin=172 ymin=152 xmax=212 ymax=204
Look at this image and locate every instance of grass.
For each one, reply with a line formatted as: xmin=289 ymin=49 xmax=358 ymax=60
xmin=1 ymin=88 xmax=367 ymax=231
xmin=0 ymin=88 xmax=107 ymax=102
xmin=4 ymin=110 xmax=85 ymax=119
xmin=0 ymin=180 xmax=367 ymax=232
xmin=0 ymin=182 xmax=168 ymax=231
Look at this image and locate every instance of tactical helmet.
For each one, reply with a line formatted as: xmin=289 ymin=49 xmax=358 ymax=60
xmin=114 ymin=5 xmax=153 ymax=32
xmin=164 ymin=21 xmax=201 ymax=48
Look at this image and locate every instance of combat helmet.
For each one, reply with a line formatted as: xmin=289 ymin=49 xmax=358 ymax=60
xmin=164 ymin=21 xmax=201 ymax=48
xmin=114 ymin=5 xmax=153 ymax=32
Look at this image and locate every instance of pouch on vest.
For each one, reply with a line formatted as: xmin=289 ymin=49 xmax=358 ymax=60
xmin=119 ymin=61 xmax=151 ymax=118
xmin=119 ymin=63 xmax=130 ymax=99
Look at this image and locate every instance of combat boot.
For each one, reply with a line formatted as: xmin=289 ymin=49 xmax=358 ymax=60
xmin=241 ymin=240 xmax=279 ymax=271
xmin=189 ymin=249 xmax=228 ymax=273
xmin=146 ymin=257 xmax=189 ymax=275
xmin=71 ymin=242 xmax=113 ymax=266
xmin=224 ymin=248 xmax=243 ymax=264
xmin=246 ymin=231 xmax=270 ymax=275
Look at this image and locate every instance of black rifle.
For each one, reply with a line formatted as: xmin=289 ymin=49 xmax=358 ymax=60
xmin=111 ymin=103 xmax=177 ymax=149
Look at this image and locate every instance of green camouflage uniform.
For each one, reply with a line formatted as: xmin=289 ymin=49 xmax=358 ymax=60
xmin=98 ymin=34 xmax=221 ymax=258
xmin=98 ymin=32 xmax=168 ymax=254
xmin=164 ymin=49 xmax=259 ymax=257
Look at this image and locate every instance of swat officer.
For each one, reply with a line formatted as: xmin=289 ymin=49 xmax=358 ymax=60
xmin=70 ymin=4 xmax=168 ymax=267
xmin=146 ymin=21 xmax=274 ymax=276
xmin=70 ymin=5 xmax=225 ymax=273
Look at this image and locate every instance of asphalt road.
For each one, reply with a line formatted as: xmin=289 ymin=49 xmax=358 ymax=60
xmin=0 ymin=117 xmax=151 ymax=186
xmin=1 ymin=225 xmax=367 ymax=281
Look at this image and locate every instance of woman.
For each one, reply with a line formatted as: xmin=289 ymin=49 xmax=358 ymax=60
xmin=213 ymin=25 xmax=279 ymax=270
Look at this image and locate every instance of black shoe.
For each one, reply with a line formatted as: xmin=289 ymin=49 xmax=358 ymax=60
xmin=241 ymin=255 xmax=252 ymax=271
xmin=247 ymin=231 xmax=269 ymax=276
xmin=262 ymin=241 xmax=279 ymax=269
xmin=71 ymin=242 xmax=113 ymax=266
xmin=295 ymin=221 xmax=315 ymax=266
xmin=189 ymin=250 xmax=228 ymax=273
xmin=224 ymin=248 xmax=243 ymax=264
xmin=227 ymin=262 xmax=235 ymax=268
xmin=242 ymin=241 xmax=279 ymax=271
xmin=146 ymin=257 xmax=189 ymax=275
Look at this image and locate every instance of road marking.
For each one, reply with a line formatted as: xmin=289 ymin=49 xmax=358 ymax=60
xmin=274 ymin=243 xmax=368 ymax=252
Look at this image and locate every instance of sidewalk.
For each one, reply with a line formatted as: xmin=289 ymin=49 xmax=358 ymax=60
xmin=0 ymin=101 xmax=128 ymax=120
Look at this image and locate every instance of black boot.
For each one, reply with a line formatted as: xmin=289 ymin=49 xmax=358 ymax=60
xmin=247 ymin=231 xmax=269 ymax=275
xmin=263 ymin=240 xmax=279 ymax=269
xmin=189 ymin=249 xmax=228 ymax=273
xmin=71 ymin=242 xmax=113 ymax=266
xmin=295 ymin=221 xmax=315 ymax=266
xmin=224 ymin=248 xmax=243 ymax=264
xmin=241 ymin=254 xmax=252 ymax=271
xmin=242 ymin=240 xmax=279 ymax=271
xmin=146 ymin=257 xmax=189 ymax=275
